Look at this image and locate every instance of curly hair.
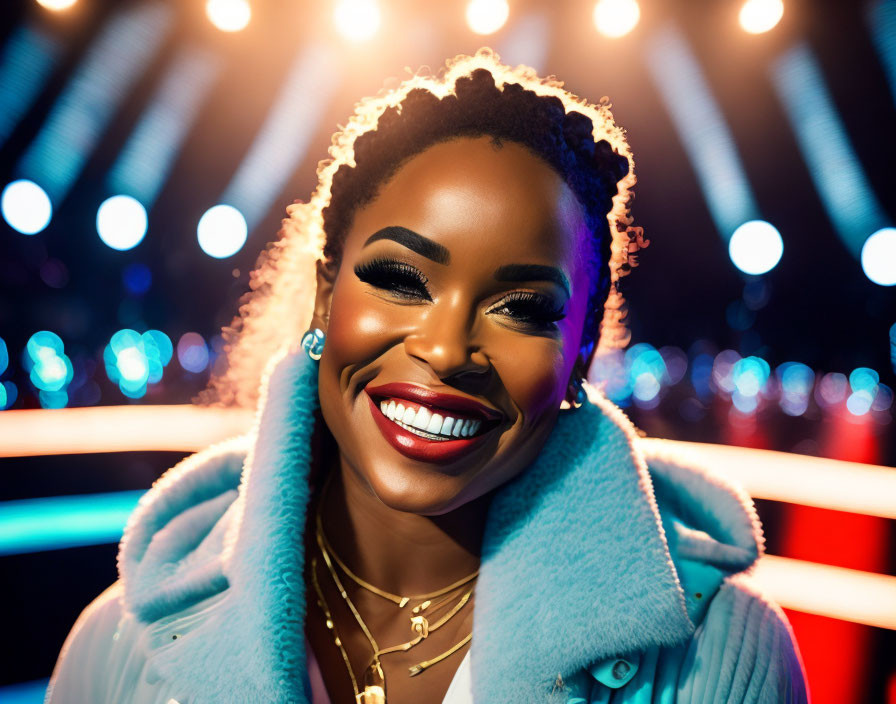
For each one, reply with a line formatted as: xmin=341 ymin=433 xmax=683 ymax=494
xmin=202 ymin=49 xmax=647 ymax=408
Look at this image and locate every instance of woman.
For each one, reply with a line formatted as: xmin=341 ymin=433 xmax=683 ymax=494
xmin=46 ymin=50 xmax=808 ymax=704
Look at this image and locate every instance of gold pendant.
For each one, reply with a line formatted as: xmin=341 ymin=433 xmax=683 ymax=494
xmin=410 ymin=615 xmax=429 ymax=638
xmin=355 ymin=685 xmax=385 ymax=704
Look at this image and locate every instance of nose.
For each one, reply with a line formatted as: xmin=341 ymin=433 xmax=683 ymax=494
xmin=403 ymin=293 xmax=490 ymax=382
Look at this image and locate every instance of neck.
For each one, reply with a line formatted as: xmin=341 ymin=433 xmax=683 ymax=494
xmin=318 ymin=457 xmax=491 ymax=599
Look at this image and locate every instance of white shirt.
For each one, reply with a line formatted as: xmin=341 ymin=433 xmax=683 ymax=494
xmin=306 ymin=637 xmax=473 ymax=704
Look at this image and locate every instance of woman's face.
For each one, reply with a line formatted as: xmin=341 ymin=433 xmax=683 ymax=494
xmin=312 ymin=136 xmax=594 ymax=515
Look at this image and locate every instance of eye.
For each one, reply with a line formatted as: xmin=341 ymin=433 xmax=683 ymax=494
xmin=354 ymin=257 xmax=432 ymax=301
xmin=487 ymin=291 xmax=566 ymax=331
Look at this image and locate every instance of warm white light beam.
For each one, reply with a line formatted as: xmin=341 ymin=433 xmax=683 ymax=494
xmin=466 ymin=0 xmax=510 ymax=36
xmin=642 ymin=437 xmax=896 ymax=520
xmin=333 ymin=0 xmax=381 ymax=42
xmin=36 ymin=0 xmax=77 ymax=10
xmin=755 ymin=554 xmax=896 ymax=630
xmin=206 ymin=0 xmax=251 ymax=32
xmin=593 ymin=0 xmax=640 ymax=39
xmin=0 ymin=405 xmax=252 ymax=456
xmin=739 ymin=0 xmax=784 ymax=34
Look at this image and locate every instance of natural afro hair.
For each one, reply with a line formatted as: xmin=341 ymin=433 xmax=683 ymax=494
xmin=202 ymin=49 xmax=648 ymax=408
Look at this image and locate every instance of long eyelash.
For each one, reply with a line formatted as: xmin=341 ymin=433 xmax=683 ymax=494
xmin=489 ymin=291 xmax=566 ymax=328
xmin=353 ymin=257 xmax=431 ymax=299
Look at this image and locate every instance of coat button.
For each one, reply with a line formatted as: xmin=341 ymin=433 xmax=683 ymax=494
xmin=612 ymin=660 xmax=630 ymax=680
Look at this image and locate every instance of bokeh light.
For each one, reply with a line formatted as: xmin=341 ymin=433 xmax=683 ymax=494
xmin=861 ymin=227 xmax=896 ymax=286
xmin=104 ymin=329 xmax=173 ymax=398
xmin=816 ymin=372 xmax=848 ymax=408
xmin=1 ymin=381 xmax=17 ymax=409
xmin=1 ymin=179 xmax=52 ymax=235
xmin=739 ymin=0 xmax=784 ymax=34
xmin=593 ymin=0 xmax=640 ymax=39
xmin=36 ymin=0 xmax=78 ymax=10
xmin=466 ymin=0 xmax=509 ymax=36
xmin=333 ymin=0 xmax=381 ymax=42
xmin=206 ymin=0 xmax=251 ymax=32
xmin=122 ymin=262 xmax=152 ymax=296
xmin=0 ymin=336 xmax=8 ymax=376
xmin=728 ymin=220 xmax=783 ymax=275
xmin=197 ymin=204 xmax=248 ymax=258
xmin=777 ymin=362 xmax=814 ymax=416
xmin=177 ymin=332 xmax=210 ymax=373
xmin=24 ymin=331 xmax=74 ymax=408
xmin=96 ymin=195 xmax=148 ymax=251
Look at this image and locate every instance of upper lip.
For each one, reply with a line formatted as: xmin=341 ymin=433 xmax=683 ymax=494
xmin=365 ymin=382 xmax=503 ymax=422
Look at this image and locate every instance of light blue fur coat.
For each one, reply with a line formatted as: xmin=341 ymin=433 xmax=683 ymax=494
xmin=46 ymin=347 xmax=809 ymax=703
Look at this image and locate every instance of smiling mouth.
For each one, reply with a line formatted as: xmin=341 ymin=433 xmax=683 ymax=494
xmin=374 ymin=397 xmax=493 ymax=442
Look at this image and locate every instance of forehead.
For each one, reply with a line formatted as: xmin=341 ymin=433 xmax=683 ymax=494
xmin=344 ymin=136 xmax=589 ymax=282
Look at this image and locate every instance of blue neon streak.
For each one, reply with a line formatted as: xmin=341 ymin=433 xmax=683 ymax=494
xmin=16 ymin=2 xmax=173 ymax=205
xmin=770 ymin=43 xmax=889 ymax=258
xmin=0 ymin=24 xmax=61 ymax=147
xmin=645 ymin=24 xmax=759 ymax=240
xmin=108 ymin=45 xmax=219 ymax=207
xmin=868 ymin=0 xmax=896 ymax=105
xmin=0 ymin=490 xmax=145 ymax=556
xmin=220 ymin=43 xmax=340 ymax=230
xmin=0 ymin=678 xmax=49 ymax=704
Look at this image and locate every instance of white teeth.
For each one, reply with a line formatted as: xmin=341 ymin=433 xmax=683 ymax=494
xmin=377 ymin=397 xmax=489 ymax=440
xmin=426 ymin=413 xmax=444 ymax=434
xmin=412 ymin=406 xmax=431 ymax=431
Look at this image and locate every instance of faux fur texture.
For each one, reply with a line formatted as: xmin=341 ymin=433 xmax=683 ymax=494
xmin=116 ymin=348 xmax=764 ymax=703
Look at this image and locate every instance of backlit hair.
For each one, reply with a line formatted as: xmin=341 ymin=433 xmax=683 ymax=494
xmin=202 ymin=48 xmax=647 ymax=408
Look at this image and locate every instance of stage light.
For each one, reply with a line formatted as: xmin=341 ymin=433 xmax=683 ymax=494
xmin=36 ymin=0 xmax=77 ymax=10
xmin=197 ymin=204 xmax=247 ymax=258
xmin=1 ymin=179 xmax=52 ymax=235
xmin=333 ymin=0 xmax=381 ymax=42
xmin=593 ymin=0 xmax=640 ymax=39
xmin=466 ymin=0 xmax=509 ymax=36
xmin=728 ymin=220 xmax=783 ymax=275
xmin=177 ymin=332 xmax=209 ymax=373
xmin=96 ymin=195 xmax=148 ymax=251
xmin=861 ymin=227 xmax=896 ymax=286
xmin=739 ymin=0 xmax=784 ymax=34
xmin=206 ymin=0 xmax=251 ymax=32
xmin=0 ymin=337 xmax=7 ymax=376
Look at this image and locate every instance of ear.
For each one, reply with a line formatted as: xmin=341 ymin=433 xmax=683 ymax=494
xmin=309 ymin=258 xmax=338 ymax=333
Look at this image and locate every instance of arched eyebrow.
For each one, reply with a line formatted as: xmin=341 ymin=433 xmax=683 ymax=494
xmin=363 ymin=225 xmax=570 ymax=297
xmin=493 ymin=264 xmax=570 ymax=298
xmin=364 ymin=226 xmax=450 ymax=265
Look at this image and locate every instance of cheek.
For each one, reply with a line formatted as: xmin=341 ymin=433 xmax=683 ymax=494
xmin=493 ymin=341 xmax=567 ymax=423
xmin=323 ymin=280 xmax=393 ymax=367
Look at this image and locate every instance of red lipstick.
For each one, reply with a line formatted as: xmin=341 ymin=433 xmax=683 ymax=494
xmin=364 ymin=383 xmax=501 ymax=465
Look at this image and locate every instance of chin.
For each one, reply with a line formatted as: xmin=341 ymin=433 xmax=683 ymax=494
xmin=357 ymin=461 xmax=480 ymax=516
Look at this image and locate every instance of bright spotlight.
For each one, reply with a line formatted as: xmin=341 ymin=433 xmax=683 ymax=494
xmin=197 ymin=204 xmax=248 ymax=259
xmin=1 ymin=179 xmax=52 ymax=235
xmin=206 ymin=0 xmax=251 ymax=33
xmin=861 ymin=227 xmax=896 ymax=286
xmin=466 ymin=0 xmax=509 ymax=36
xmin=593 ymin=0 xmax=640 ymax=39
xmin=739 ymin=0 xmax=784 ymax=35
xmin=728 ymin=220 xmax=783 ymax=275
xmin=96 ymin=195 xmax=148 ymax=251
xmin=36 ymin=0 xmax=78 ymax=10
xmin=333 ymin=0 xmax=381 ymax=42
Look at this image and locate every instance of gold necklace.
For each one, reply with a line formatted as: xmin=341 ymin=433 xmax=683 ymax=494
xmin=311 ymin=478 xmax=475 ymax=703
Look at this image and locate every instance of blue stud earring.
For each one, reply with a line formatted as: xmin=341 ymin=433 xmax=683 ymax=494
xmin=571 ymin=377 xmax=587 ymax=410
xmin=300 ymin=327 xmax=325 ymax=361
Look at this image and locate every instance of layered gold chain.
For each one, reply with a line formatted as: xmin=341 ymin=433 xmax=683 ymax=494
xmin=309 ymin=476 xmax=476 ymax=703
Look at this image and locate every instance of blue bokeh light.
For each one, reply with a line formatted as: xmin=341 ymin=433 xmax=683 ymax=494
xmin=122 ymin=262 xmax=152 ymax=295
xmin=177 ymin=332 xmax=209 ymax=373
xmin=728 ymin=220 xmax=784 ymax=275
xmin=1 ymin=179 xmax=52 ymax=235
xmin=197 ymin=204 xmax=247 ymax=259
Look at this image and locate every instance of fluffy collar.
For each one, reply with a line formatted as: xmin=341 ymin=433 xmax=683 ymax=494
xmin=118 ymin=346 xmax=757 ymax=702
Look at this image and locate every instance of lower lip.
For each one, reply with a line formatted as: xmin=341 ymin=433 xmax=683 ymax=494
xmin=366 ymin=393 xmax=492 ymax=465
